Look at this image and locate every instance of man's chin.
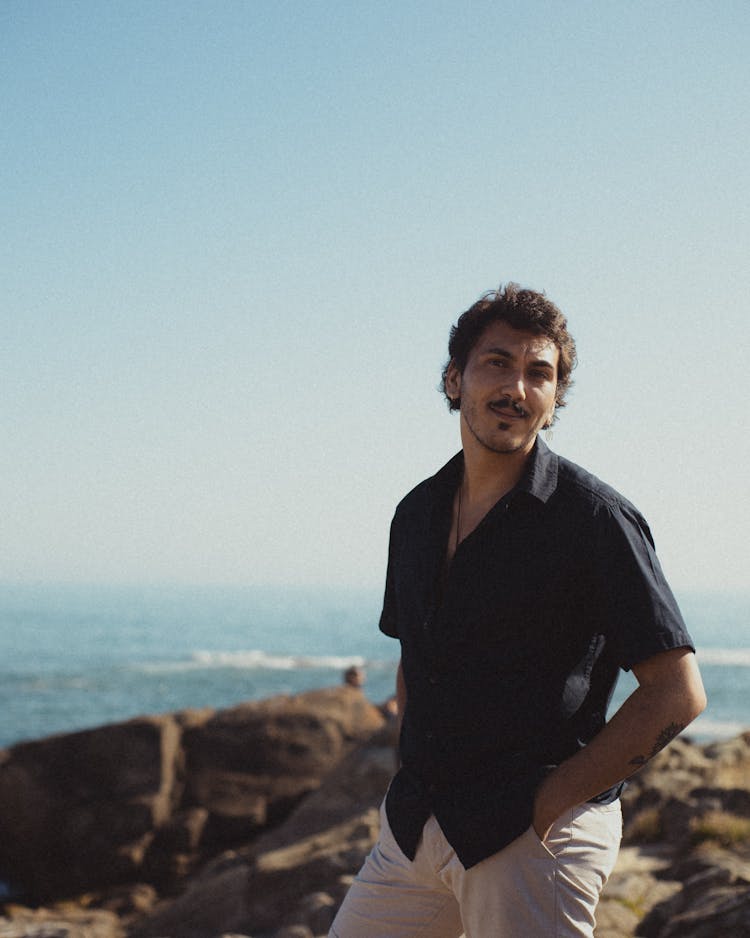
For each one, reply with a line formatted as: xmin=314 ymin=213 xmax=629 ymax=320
xmin=483 ymin=435 xmax=535 ymax=456
xmin=463 ymin=414 xmax=539 ymax=457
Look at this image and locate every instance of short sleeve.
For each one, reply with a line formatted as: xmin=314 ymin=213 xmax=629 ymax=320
xmin=378 ymin=514 xmax=400 ymax=639
xmin=593 ymin=500 xmax=694 ymax=671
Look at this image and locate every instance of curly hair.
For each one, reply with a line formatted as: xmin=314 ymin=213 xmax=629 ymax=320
xmin=440 ymin=283 xmax=577 ymax=422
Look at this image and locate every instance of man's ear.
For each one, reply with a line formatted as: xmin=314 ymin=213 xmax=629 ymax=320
xmin=445 ymin=360 xmax=461 ymax=401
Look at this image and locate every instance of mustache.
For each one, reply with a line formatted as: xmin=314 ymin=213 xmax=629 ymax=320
xmin=490 ymin=397 xmax=528 ymax=418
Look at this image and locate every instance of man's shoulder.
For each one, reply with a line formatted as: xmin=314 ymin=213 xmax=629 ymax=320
xmin=390 ymin=453 xmax=460 ymax=523
xmin=392 ymin=472 xmax=439 ymax=520
xmin=545 ymin=456 xmax=654 ymax=550
xmin=553 ymin=453 xmax=641 ymax=518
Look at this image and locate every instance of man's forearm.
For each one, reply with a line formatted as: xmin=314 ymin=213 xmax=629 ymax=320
xmin=533 ymin=648 xmax=706 ymax=839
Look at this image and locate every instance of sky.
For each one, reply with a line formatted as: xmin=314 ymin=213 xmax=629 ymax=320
xmin=2 ymin=0 xmax=749 ymax=593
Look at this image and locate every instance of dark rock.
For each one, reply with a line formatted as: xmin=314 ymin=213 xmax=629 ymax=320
xmin=246 ymin=721 xmax=397 ymax=857
xmin=0 ymin=687 xmax=384 ymax=906
xmin=84 ymin=882 xmax=159 ymax=918
xmin=0 ymin=716 xmax=182 ymax=902
xmin=182 ymin=686 xmax=384 ymax=840
xmin=128 ymin=852 xmax=253 ymax=938
xmin=140 ymin=807 xmax=210 ymax=891
xmin=640 ymin=886 xmax=750 ymax=937
xmin=283 ymin=891 xmax=336 ymax=933
xmin=248 ymin=810 xmax=379 ymax=931
xmin=2 ymin=691 xmax=747 ymax=938
xmin=636 ymin=845 xmax=750 ymax=937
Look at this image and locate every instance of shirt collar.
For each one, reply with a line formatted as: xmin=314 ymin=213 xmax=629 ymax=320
xmin=431 ymin=437 xmax=559 ymax=505
xmin=518 ymin=437 xmax=559 ymax=503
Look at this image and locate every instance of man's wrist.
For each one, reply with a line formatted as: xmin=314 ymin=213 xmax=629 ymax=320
xmin=532 ymin=774 xmax=567 ymax=840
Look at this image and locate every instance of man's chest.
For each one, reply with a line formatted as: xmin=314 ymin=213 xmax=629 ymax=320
xmin=393 ymin=506 xmax=597 ymax=660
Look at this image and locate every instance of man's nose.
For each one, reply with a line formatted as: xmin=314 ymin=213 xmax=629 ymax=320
xmin=502 ymin=371 xmax=527 ymax=400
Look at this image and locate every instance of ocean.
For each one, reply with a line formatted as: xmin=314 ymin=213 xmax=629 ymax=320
xmin=0 ymin=583 xmax=747 ymax=750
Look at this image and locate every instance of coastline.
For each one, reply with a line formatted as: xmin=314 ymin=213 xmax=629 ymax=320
xmin=1 ymin=686 xmax=749 ymax=937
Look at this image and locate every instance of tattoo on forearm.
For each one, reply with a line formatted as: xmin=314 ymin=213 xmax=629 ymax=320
xmin=628 ymin=722 xmax=686 ymax=770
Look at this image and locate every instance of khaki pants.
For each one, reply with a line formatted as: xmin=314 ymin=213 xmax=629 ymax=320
xmin=330 ymin=797 xmax=622 ymax=938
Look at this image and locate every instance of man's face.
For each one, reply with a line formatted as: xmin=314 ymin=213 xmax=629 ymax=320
xmin=446 ymin=320 xmax=559 ymax=458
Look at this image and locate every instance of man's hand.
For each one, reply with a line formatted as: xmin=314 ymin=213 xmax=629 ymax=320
xmin=529 ymin=648 xmax=706 ymax=843
xmin=531 ymin=776 xmax=564 ymax=842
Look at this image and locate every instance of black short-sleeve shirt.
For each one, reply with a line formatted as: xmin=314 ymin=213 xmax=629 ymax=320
xmin=380 ymin=440 xmax=694 ymax=869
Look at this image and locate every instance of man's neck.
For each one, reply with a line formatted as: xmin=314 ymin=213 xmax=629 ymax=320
xmin=445 ymin=433 xmax=536 ymax=561
xmin=460 ymin=435 xmax=535 ymax=508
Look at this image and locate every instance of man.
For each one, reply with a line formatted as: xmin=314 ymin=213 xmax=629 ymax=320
xmin=343 ymin=665 xmax=366 ymax=689
xmin=330 ymin=284 xmax=706 ymax=938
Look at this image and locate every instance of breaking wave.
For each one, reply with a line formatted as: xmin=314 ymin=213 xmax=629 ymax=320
xmin=697 ymin=648 xmax=750 ymax=667
xmin=137 ymin=649 xmax=391 ymax=674
xmin=690 ymin=715 xmax=748 ymax=740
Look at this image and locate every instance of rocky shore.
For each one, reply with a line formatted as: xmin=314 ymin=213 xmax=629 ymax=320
xmin=1 ymin=687 xmax=748 ymax=937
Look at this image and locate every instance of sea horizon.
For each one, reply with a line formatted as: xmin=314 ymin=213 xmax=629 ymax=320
xmin=2 ymin=581 xmax=747 ymax=750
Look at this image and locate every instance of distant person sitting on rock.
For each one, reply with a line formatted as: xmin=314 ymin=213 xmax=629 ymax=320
xmin=330 ymin=283 xmax=706 ymax=938
xmin=343 ymin=665 xmax=365 ymax=689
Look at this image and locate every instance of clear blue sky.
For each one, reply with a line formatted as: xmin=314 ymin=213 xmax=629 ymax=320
xmin=2 ymin=1 xmax=748 ymax=592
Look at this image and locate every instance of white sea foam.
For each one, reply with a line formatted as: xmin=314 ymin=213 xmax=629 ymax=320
xmin=697 ymin=648 xmax=750 ymax=667
xmin=689 ymin=714 xmax=748 ymax=739
xmin=137 ymin=646 xmax=749 ymax=673
xmin=138 ymin=650 xmax=372 ymax=673
xmin=135 ymin=646 xmax=750 ymax=675
xmin=193 ymin=650 xmax=369 ymax=670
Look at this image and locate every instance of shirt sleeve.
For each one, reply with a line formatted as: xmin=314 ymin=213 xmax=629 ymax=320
xmin=593 ymin=499 xmax=694 ymax=671
xmin=378 ymin=514 xmax=400 ymax=639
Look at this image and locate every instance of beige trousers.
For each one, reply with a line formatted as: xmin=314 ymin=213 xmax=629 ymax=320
xmin=330 ymin=797 xmax=622 ymax=938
